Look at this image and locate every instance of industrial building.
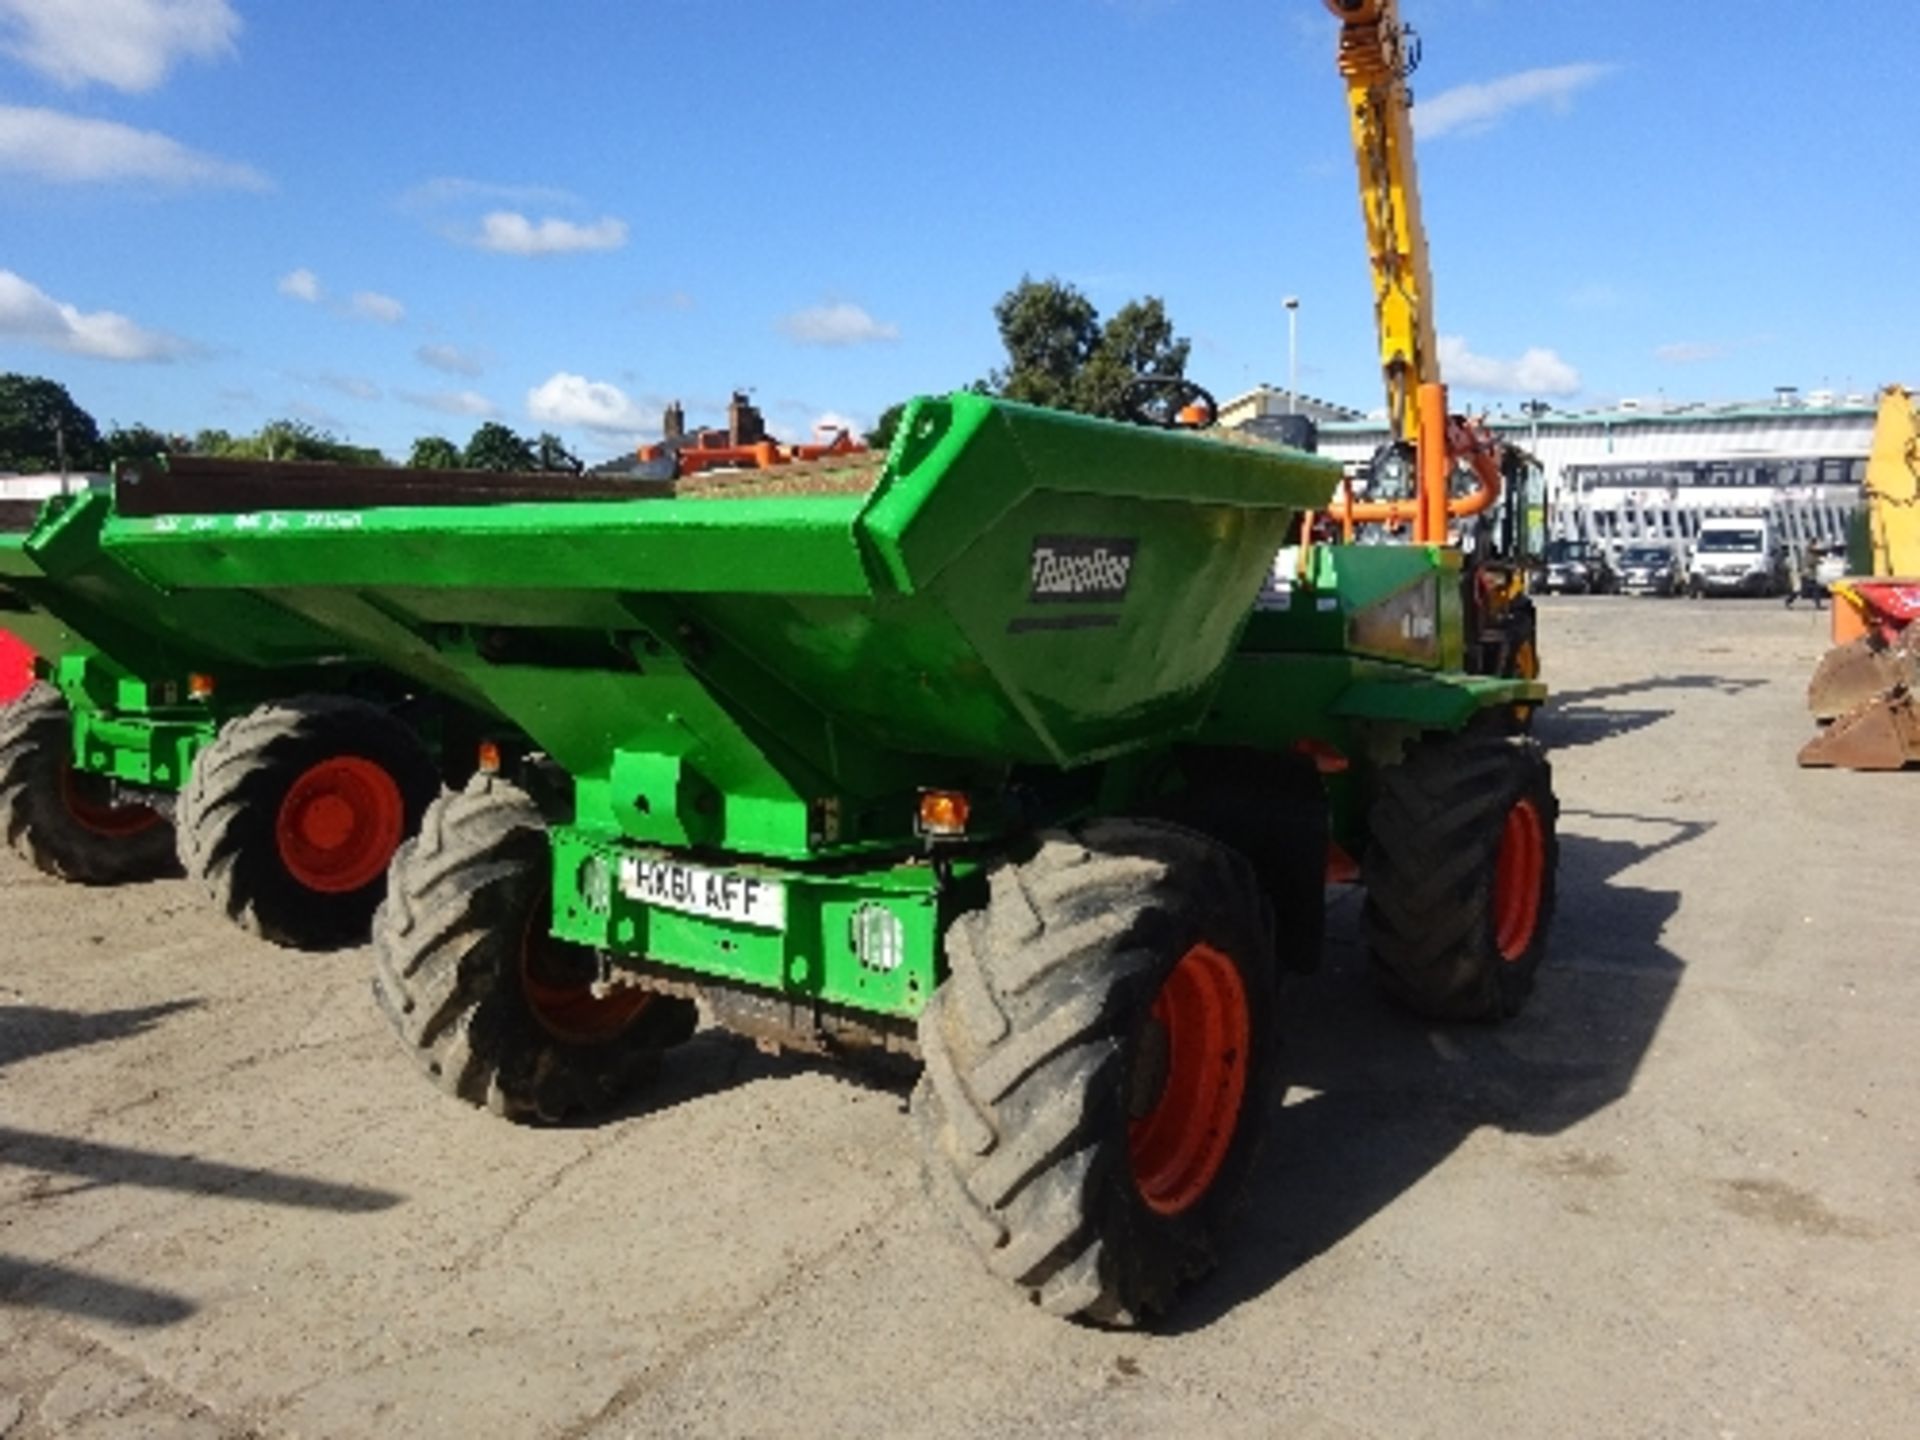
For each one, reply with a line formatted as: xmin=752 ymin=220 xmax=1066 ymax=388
xmin=1230 ymin=384 xmax=1878 ymax=555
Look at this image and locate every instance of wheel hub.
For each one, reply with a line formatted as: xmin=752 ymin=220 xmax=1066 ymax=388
xmin=1128 ymin=942 xmax=1250 ymax=1217
xmin=1493 ymin=797 xmax=1546 ymax=961
xmin=519 ymin=914 xmax=656 ymax=1047
xmin=59 ymin=759 xmax=162 ymax=839
xmin=274 ymin=755 xmax=405 ymax=894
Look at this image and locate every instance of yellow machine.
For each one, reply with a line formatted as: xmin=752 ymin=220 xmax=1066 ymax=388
xmin=1799 ymin=385 xmax=1920 ymax=769
xmin=1319 ymin=0 xmax=1537 ymax=679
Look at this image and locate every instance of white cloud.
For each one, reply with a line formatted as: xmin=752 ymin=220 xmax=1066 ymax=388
xmin=278 ymin=268 xmax=321 ymax=303
xmin=400 ymin=389 xmax=496 ymax=418
xmin=0 ymin=104 xmax=266 ymax=188
xmin=811 ymin=411 xmax=862 ymax=439
xmin=778 ymin=302 xmax=900 ymax=347
xmin=1438 ymin=335 xmax=1580 ymax=396
xmin=349 ymin=290 xmax=405 ymax=325
xmin=416 ymin=343 xmax=483 ymax=377
xmin=1655 ymin=341 xmax=1726 ymax=365
xmin=0 ymin=267 xmax=191 ymax=361
xmin=0 ymin=0 xmax=239 ymax=92
xmin=1415 ymin=64 xmax=1614 ymax=140
xmin=527 ymin=373 xmax=656 ymax=434
xmin=299 ymin=371 xmax=380 ymax=402
xmin=473 ymin=211 xmax=628 ymax=256
xmin=401 ymin=177 xmax=577 ymax=212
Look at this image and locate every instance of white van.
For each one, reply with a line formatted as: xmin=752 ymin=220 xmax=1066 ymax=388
xmin=1687 ymin=517 xmax=1784 ymax=597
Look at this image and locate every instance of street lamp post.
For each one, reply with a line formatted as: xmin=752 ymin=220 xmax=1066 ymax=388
xmin=1283 ymin=296 xmax=1300 ymax=414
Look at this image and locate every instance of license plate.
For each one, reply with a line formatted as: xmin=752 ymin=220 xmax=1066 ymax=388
xmin=619 ymin=856 xmax=787 ymax=931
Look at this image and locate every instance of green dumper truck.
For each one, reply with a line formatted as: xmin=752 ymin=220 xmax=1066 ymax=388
xmin=8 ymin=394 xmax=1554 ymax=1323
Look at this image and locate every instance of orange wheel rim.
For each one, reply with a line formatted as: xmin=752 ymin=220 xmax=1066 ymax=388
xmin=59 ymin=758 xmax=163 ymax=839
xmin=273 ymin=755 xmax=405 ymax=894
xmin=1128 ymin=942 xmax=1251 ymax=1217
xmin=1493 ymin=797 xmax=1546 ymax=961
xmin=519 ymin=910 xmax=654 ymax=1046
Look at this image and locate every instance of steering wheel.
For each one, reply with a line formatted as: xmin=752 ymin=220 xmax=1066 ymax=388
xmin=1119 ymin=377 xmax=1218 ymax=430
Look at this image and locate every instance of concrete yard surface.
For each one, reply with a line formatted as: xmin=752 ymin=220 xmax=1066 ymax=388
xmin=1 ymin=597 xmax=1915 ymax=1438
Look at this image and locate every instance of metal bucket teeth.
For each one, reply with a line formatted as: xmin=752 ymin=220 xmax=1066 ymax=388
xmin=1798 ymin=689 xmax=1920 ymax=770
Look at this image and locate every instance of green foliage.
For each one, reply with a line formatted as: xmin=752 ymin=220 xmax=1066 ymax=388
xmin=982 ymin=279 xmax=1190 ymax=420
xmin=100 ymin=424 xmax=178 ymax=466
xmin=865 ymin=402 xmax=906 ymax=450
xmin=532 ymin=431 xmax=580 ymax=473
xmin=1075 ymin=298 xmax=1191 ymax=420
xmin=408 ymin=435 xmax=461 ymax=469
xmin=986 ymin=277 xmax=1101 ymax=412
xmin=463 ymin=421 xmax=535 ymax=472
xmin=0 ymin=373 xmax=101 ymax=472
xmin=224 ymin=419 xmax=384 ymax=465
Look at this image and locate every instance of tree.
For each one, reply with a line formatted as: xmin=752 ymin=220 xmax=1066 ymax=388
xmin=0 ymin=374 xmax=101 ymax=473
xmin=408 ymin=436 xmax=461 ymax=469
xmin=234 ymin=419 xmax=383 ymax=465
xmin=532 ymin=431 xmax=580 ymax=473
xmin=463 ymin=421 xmax=535 ymax=472
xmin=100 ymin=424 xmax=177 ymax=466
xmin=981 ymin=278 xmax=1190 ymax=420
xmin=985 ymin=277 xmax=1101 ymax=411
xmin=865 ymin=402 xmax=907 ymax=450
xmin=1073 ymin=297 xmax=1190 ymax=420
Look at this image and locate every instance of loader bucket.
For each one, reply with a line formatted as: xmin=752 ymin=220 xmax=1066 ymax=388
xmin=1798 ymin=689 xmax=1920 ymax=770
xmin=1806 ymin=631 xmax=1920 ymax=721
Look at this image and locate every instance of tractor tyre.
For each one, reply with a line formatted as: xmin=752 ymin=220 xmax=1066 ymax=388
xmin=914 ymin=818 xmax=1280 ymax=1326
xmin=1362 ymin=732 xmax=1557 ymax=1021
xmin=177 ymin=695 xmax=441 ymax=951
xmin=0 ymin=683 xmax=178 ymax=884
xmin=371 ymin=775 xmax=698 ymax=1124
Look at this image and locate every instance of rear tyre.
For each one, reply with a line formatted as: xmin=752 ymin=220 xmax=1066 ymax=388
xmin=1362 ymin=732 xmax=1557 ymax=1021
xmin=914 ymin=819 xmax=1279 ymax=1326
xmin=177 ymin=695 xmax=441 ymax=950
xmin=372 ymin=776 xmax=698 ymax=1124
xmin=0 ymin=683 xmax=177 ymax=884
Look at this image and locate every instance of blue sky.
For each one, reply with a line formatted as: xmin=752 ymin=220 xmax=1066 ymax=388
xmin=0 ymin=0 xmax=1906 ymax=463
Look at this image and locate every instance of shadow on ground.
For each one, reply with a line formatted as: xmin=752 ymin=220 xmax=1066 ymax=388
xmin=0 ymin=999 xmax=202 ymax=1073
xmin=0 ymin=992 xmax=404 ymax=1328
xmin=607 ymin=1025 xmax=914 ymax=1129
xmin=0 ymin=1255 xmax=196 ymax=1328
xmin=1536 ymin=673 xmax=1767 ymax=751
xmin=1170 ymin=813 xmax=1699 ymax=1330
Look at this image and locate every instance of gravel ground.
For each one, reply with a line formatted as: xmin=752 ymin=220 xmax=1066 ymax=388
xmin=0 ymin=595 xmax=1914 ymax=1439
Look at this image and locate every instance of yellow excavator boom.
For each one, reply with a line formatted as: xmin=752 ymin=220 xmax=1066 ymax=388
xmin=1863 ymin=385 xmax=1920 ymax=577
xmin=1324 ymin=0 xmax=1438 ymax=448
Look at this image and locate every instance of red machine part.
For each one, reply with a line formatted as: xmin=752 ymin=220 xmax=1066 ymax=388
xmin=0 ymin=629 xmax=33 ymax=705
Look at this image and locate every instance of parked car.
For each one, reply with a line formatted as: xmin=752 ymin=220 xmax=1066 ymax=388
xmin=1616 ymin=542 xmax=1686 ymax=597
xmin=1539 ymin=538 xmax=1617 ymax=595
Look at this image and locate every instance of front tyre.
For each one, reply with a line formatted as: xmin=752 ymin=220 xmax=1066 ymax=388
xmin=914 ymin=819 xmax=1279 ymax=1326
xmin=371 ymin=776 xmax=697 ymax=1124
xmin=0 ymin=684 xmax=177 ymax=884
xmin=177 ymin=695 xmax=441 ymax=950
xmin=1362 ymin=732 xmax=1558 ymax=1021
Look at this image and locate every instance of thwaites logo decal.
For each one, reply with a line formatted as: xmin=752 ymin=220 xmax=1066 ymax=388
xmin=1012 ymin=534 xmax=1138 ymax=633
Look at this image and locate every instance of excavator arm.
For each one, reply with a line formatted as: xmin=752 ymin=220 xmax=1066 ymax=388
xmin=1321 ymin=0 xmax=1503 ymax=541
xmin=1326 ymin=0 xmax=1437 ymax=447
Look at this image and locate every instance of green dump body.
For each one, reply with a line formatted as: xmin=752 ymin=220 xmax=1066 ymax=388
xmin=1 ymin=489 xmax=349 ymax=674
xmin=107 ymin=395 xmax=1339 ymax=861
xmin=0 ymin=489 xmax=371 ymax=789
